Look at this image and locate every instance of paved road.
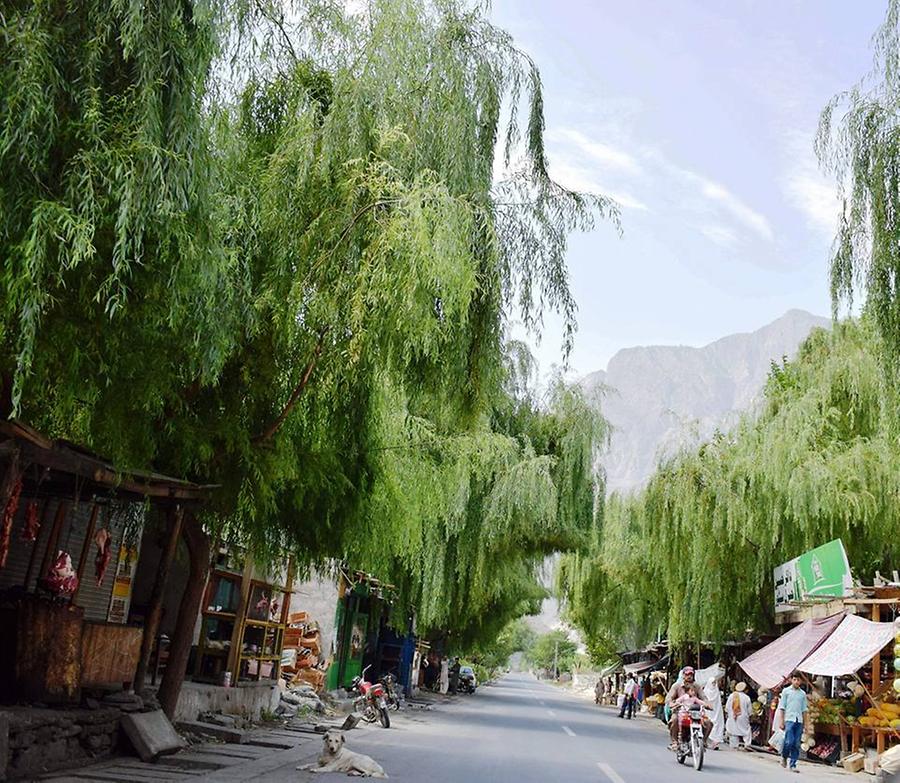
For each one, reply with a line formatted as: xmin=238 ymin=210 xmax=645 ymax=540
xmin=284 ymin=672 xmax=847 ymax=783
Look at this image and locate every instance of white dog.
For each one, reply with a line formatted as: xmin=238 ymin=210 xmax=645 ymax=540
xmin=297 ymin=730 xmax=389 ymax=778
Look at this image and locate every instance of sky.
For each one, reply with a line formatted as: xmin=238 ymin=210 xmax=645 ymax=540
xmin=490 ymin=0 xmax=886 ymax=380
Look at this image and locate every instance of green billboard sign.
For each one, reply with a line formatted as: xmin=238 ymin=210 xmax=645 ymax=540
xmin=774 ymin=539 xmax=852 ymax=613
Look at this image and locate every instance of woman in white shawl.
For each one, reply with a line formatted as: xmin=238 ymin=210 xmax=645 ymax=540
xmin=439 ymin=657 xmax=450 ymax=695
xmin=725 ymin=682 xmax=753 ymax=749
xmin=703 ymin=675 xmax=725 ymax=749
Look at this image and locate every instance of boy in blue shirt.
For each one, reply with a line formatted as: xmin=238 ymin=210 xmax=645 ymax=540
xmin=776 ymin=671 xmax=809 ymax=772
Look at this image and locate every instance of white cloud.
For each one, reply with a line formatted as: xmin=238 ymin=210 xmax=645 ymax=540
xmin=699 ymin=179 xmax=774 ymax=242
xmin=784 ymin=172 xmax=840 ymax=238
xmin=700 ymin=225 xmax=739 ymax=247
xmin=780 ymin=132 xmax=841 ymax=240
xmin=546 ymin=125 xmax=776 ymax=247
xmin=549 ymin=160 xmax=649 ymax=211
xmin=549 ymin=128 xmax=641 ymax=174
xmin=659 ymin=160 xmax=774 ymax=242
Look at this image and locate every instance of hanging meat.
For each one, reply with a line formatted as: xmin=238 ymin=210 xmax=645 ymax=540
xmin=94 ymin=528 xmax=112 ymax=586
xmin=0 ymin=476 xmax=23 ymax=567
xmin=45 ymin=550 xmax=79 ymax=595
xmin=22 ymin=499 xmax=40 ymax=542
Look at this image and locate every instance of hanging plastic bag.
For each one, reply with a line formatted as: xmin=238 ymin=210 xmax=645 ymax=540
xmin=768 ymin=728 xmax=785 ymax=753
xmin=881 ymin=744 xmax=900 ymax=774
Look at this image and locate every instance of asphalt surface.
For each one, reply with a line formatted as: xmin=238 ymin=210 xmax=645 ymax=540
xmin=283 ymin=672 xmax=848 ymax=782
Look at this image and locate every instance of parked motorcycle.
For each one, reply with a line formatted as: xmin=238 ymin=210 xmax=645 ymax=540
xmin=457 ymin=665 xmax=477 ymax=694
xmin=350 ymin=665 xmax=391 ymax=728
xmin=674 ymin=706 xmax=704 ymax=771
xmin=379 ymin=672 xmax=403 ymax=711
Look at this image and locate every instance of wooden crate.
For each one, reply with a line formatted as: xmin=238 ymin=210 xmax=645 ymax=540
xmin=292 ymin=668 xmax=326 ymax=691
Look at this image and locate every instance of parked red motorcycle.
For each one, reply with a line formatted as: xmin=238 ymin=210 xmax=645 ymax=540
xmin=350 ymin=665 xmax=391 ymax=728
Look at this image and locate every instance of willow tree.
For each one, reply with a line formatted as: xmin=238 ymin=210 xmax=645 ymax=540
xmin=140 ymin=0 xmax=617 ymax=573
xmin=2 ymin=0 xmax=615 ymax=545
xmin=0 ymin=0 xmax=235 ymax=425
xmin=559 ymin=320 xmax=900 ymax=648
xmin=818 ymin=0 xmax=900 ymax=372
xmin=343 ymin=356 xmax=608 ymax=648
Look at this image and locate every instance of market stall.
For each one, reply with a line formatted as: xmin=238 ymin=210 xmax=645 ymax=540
xmin=797 ymin=613 xmax=898 ymax=756
xmin=739 ymin=610 xmax=900 ymax=763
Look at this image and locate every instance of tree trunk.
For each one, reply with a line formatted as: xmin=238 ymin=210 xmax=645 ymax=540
xmin=134 ymin=506 xmax=184 ymax=694
xmin=158 ymin=512 xmax=209 ymax=719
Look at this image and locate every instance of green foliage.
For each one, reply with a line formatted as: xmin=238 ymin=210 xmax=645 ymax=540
xmin=818 ymin=0 xmax=900 ymax=373
xmin=464 ymin=618 xmax=536 ymax=678
xmin=0 ymin=0 xmax=234 ymax=422
xmin=350 ymin=368 xmax=607 ymax=647
xmin=559 ymin=320 xmax=900 ymax=648
xmin=526 ymin=629 xmax=577 ymax=674
xmin=0 ymin=0 xmax=612 ymax=646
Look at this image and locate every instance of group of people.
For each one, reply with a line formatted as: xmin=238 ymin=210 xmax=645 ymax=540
xmin=598 ymin=664 xmax=811 ymax=771
xmin=439 ymin=656 xmax=462 ymax=695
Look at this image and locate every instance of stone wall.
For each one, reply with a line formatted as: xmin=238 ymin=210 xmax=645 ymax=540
xmin=3 ymin=706 xmax=120 ymax=780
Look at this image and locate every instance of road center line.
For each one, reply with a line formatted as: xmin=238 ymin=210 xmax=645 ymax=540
xmin=597 ymin=762 xmax=626 ymax=783
xmin=561 ymin=725 xmax=576 ymax=737
xmin=547 ymin=709 xmax=556 ymax=717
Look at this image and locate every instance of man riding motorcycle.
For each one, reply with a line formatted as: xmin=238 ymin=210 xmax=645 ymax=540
xmin=665 ymin=667 xmax=712 ymax=749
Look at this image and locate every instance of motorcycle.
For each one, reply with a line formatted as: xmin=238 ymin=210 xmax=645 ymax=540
xmin=350 ymin=665 xmax=391 ymax=728
xmin=379 ymin=672 xmax=403 ymax=711
xmin=674 ymin=706 xmax=705 ymax=771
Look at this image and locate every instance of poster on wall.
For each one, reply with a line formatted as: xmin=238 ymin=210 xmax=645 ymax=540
xmin=774 ymin=539 xmax=852 ymax=613
xmin=106 ymin=539 xmax=141 ymax=624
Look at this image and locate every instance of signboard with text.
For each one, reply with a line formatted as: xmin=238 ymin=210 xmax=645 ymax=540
xmin=774 ymin=539 xmax=851 ymax=613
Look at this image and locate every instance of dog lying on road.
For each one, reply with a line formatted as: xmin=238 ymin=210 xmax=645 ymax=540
xmin=297 ymin=730 xmax=389 ymax=778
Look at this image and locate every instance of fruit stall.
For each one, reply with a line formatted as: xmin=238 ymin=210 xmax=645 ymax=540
xmin=740 ymin=603 xmax=900 ymax=764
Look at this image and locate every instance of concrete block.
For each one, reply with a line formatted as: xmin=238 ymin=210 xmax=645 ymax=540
xmin=121 ymin=711 xmax=185 ymax=762
xmin=341 ymin=713 xmax=362 ymax=731
xmin=175 ymin=720 xmax=248 ymax=744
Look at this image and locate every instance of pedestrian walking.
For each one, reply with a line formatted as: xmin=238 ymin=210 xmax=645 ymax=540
xmin=704 ymin=673 xmax=725 ymax=749
xmin=725 ymin=682 xmax=752 ymax=749
xmin=439 ymin=656 xmax=449 ymax=695
xmin=594 ymin=678 xmax=606 ymax=704
xmin=449 ymin=656 xmax=461 ymax=695
xmin=619 ymin=673 xmax=637 ymax=719
xmin=776 ymin=671 xmax=809 ymax=771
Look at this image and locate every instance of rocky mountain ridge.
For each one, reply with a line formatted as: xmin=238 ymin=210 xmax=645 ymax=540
xmin=584 ymin=309 xmax=831 ymax=494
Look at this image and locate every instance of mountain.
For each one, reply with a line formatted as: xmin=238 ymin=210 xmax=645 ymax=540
xmin=584 ymin=309 xmax=831 ymax=494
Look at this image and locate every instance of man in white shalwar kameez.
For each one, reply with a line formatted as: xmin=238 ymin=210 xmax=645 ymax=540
xmin=725 ymin=682 xmax=753 ymax=749
xmin=703 ymin=675 xmax=725 ymax=749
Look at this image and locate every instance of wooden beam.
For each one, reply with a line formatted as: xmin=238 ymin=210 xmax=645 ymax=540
xmin=23 ymin=498 xmax=51 ymax=589
xmin=73 ymin=503 xmax=101 ymax=599
xmin=226 ymin=556 xmax=256 ymax=681
xmin=9 ymin=433 xmax=214 ymax=502
xmin=38 ymin=501 xmax=69 ymax=583
xmin=843 ymin=598 xmax=900 ymax=605
xmin=872 ymin=603 xmax=882 ymax=696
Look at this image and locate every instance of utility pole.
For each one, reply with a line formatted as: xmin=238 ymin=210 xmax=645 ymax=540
xmin=554 ymin=640 xmax=559 ymax=680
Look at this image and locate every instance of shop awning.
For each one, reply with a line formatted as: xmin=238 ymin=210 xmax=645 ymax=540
xmin=797 ymin=614 xmax=896 ymax=678
xmin=600 ymin=662 xmax=623 ymax=677
xmin=623 ymin=659 xmax=658 ymax=674
xmin=739 ymin=612 xmax=844 ymax=689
